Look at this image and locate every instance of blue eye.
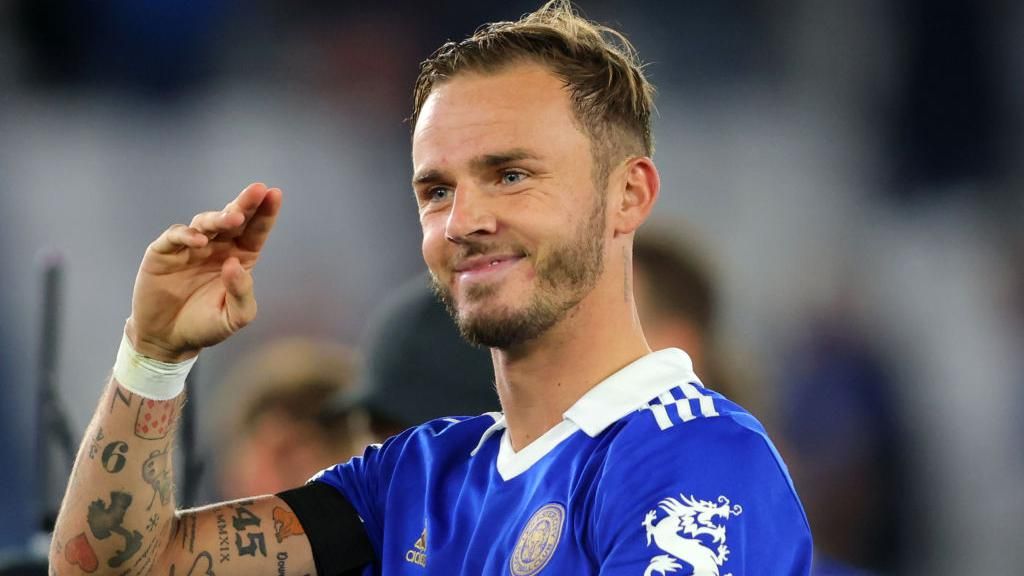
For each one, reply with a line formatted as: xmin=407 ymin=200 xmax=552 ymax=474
xmin=501 ymin=170 xmax=527 ymax=185
xmin=428 ymin=187 xmax=452 ymax=202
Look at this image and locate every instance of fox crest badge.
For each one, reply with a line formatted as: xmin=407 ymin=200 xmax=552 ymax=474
xmin=509 ymin=503 xmax=565 ymax=576
xmin=641 ymin=494 xmax=743 ymax=576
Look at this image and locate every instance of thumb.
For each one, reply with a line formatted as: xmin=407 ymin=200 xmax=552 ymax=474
xmin=222 ymin=257 xmax=257 ymax=331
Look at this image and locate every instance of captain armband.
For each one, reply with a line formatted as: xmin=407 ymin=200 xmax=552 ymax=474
xmin=276 ymin=482 xmax=375 ymax=575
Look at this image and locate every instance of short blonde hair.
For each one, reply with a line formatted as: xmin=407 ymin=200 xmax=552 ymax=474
xmin=412 ymin=0 xmax=655 ymax=186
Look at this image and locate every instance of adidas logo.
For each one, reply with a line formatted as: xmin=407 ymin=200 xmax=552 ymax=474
xmin=405 ymin=528 xmax=427 ymax=567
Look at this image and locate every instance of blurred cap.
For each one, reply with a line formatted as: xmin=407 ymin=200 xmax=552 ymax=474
xmin=334 ymin=274 xmax=498 ymax=428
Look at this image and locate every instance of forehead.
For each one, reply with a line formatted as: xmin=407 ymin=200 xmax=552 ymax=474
xmin=412 ymin=63 xmax=588 ymax=170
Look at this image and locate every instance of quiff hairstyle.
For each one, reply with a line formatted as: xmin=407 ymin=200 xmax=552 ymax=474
xmin=411 ymin=0 xmax=655 ymax=188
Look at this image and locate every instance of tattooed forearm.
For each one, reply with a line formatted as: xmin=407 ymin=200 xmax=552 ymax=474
xmin=53 ymin=380 xmax=317 ymax=575
xmin=51 ymin=381 xmax=183 ymax=576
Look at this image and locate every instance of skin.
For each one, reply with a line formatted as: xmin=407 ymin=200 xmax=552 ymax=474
xmin=50 ymin=61 xmax=660 ymax=574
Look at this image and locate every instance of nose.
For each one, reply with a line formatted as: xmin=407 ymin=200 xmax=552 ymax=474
xmin=444 ymin=185 xmax=497 ymax=243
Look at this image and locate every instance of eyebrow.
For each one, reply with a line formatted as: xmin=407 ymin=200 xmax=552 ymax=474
xmin=412 ymin=148 xmax=541 ymax=186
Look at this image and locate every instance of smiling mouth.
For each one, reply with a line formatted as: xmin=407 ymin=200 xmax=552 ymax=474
xmin=454 ymin=255 xmax=524 ymax=285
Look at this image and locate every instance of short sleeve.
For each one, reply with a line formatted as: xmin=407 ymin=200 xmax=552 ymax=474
xmin=592 ymin=414 xmax=813 ymax=576
xmin=310 ymin=430 xmax=412 ymax=558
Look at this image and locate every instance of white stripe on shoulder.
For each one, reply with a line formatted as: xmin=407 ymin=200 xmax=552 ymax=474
xmin=640 ymin=383 xmax=719 ymax=430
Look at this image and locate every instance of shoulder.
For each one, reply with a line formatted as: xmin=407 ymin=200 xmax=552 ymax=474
xmin=587 ymin=385 xmax=812 ymax=573
xmin=389 ymin=412 xmax=501 ymax=450
xmin=361 ymin=412 xmax=501 ymax=465
xmin=610 ymin=381 xmax=777 ymax=464
xmin=602 ymin=383 xmax=797 ymax=495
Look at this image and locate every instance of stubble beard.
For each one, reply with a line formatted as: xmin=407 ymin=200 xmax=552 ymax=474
xmin=431 ymin=191 xmax=607 ymax=349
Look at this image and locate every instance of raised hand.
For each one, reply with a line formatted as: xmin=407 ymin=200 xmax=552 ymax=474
xmin=125 ymin=182 xmax=283 ymax=362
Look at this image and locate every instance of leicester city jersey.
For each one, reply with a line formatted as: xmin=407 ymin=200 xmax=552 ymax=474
xmin=313 ymin=348 xmax=812 ymax=575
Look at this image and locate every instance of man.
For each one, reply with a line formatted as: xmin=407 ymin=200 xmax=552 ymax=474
xmin=50 ymin=2 xmax=811 ymax=575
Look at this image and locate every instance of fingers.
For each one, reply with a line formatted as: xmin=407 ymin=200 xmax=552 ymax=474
xmin=149 ymin=182 xmax=281 ymax=259
xmin=237 ymin=186 xmax=283 ymax=252
xmin=222 ymin=182 xmax=271 ymax=225
xmin=149 ymin=224 xmax=209 ymax=255
xmin=189 ymin=210 xmax=245 ymax=238
xmin=222 ymin=257 xmax=258 ymax=331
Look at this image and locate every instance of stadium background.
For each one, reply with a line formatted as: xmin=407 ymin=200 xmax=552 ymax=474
xmin=0 ymin=1 xmax=1021 ymax=573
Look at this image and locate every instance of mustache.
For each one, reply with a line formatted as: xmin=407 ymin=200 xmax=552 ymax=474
xmin=447 ymin=240 xmax=528 ymax=266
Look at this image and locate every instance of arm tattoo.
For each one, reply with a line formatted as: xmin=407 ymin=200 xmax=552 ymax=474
xmin=142 ymin=444 xmax=173 ymax=510
xmin=63 ymin=532 xmax=99 ymax=573
xmin=86 ymin=491 xmax=143 ymax=568
xmin=135 ymin=398 xmax=176 ymax=440
xmin=110 ymin=386 xmax=134 ymax=414
xmin=231 ymin=504 xmax=267 ymax=557
xmin=88 ymin=428 xmax=105 ymax=460
xmin=216 ymin=513 xmax=231 ymax=563
xmin=168 ymin=551 xmax=215 ymax=576
xmin=101 ymin=441 xmax=129 ymax=474
xmin=272 ymin=506 xmax=305 ymax=543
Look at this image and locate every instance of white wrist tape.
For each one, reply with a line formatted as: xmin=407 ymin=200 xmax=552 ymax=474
xmin=112 ymin=331 xmax=196 ymax=400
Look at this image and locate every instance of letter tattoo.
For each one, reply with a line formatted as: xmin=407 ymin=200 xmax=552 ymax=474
xmin=110 ymin=386 xmax=134 ymax=414
xmin=216 ymin=513 xmax=231 ymax=563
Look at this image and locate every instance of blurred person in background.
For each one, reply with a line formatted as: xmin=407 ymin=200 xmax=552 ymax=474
xmin=335 ymin=274 xmax=498 ymax=441
xmin=780 ymin=321 xmax=909 ymax=576
xmin=213 ymin=337 xmax=370 ymax=500
xmin=633 ymin=229 xmax=769 ymax=423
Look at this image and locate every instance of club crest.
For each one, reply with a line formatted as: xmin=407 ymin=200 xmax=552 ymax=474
xmin=509 ymin=503 xmax=565 ymax=576
xmin=641 ymin=494 xmax=743 ymax=576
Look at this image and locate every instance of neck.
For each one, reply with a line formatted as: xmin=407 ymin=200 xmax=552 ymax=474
xmin=492 ymin=265 xmax=650 ymax=451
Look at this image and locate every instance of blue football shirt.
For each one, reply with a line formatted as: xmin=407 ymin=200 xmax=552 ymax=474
xmin=313 ymin=348 xmax=812 ymax=575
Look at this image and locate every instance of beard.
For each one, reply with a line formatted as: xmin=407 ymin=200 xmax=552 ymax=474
xmin=430 ymin=191 xmax=606 ymax=349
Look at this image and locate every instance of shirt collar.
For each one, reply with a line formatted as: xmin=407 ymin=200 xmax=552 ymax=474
xmin=470 ymin=348 xmax=697 ymax=454
xmin=563 ymin=347 xmax=697 ymax=437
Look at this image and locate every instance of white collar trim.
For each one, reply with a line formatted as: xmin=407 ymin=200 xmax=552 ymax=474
xmin=469 ymin=348 xmax=698 ymax=480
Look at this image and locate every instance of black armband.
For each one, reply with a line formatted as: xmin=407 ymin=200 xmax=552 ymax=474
xmin=277 ymin=482 xmax=374 ymax=576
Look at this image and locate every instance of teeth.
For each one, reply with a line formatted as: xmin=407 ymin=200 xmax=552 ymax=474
xmin=489 ymin=260 xmax=500 ymax=266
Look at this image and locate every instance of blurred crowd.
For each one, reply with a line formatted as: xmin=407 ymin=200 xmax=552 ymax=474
xmin=1 ymin=1 xmax=1023 ymax=575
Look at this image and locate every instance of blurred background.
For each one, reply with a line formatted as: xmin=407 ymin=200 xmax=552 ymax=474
xmin=1 ymin=1 xmax=1022 ymax=574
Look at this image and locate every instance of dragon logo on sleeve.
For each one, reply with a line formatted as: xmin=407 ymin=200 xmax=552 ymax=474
xmin=641 ymin=494 xmax=743 ymax=576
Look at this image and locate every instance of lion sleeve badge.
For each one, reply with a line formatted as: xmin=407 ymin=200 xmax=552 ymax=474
xmin=641 ymin=494 xmax=743 ymax=576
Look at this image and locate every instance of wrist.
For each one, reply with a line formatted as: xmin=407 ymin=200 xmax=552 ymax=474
xmin=113 ymin=328 xmax=196 ymax=400
xmin=124 ymin=318 xmax=198 ymax=363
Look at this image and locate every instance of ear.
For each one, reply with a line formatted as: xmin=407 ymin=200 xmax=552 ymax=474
xmin=611 ymin=157 xmax=660 ymax=237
